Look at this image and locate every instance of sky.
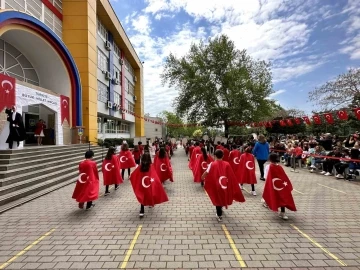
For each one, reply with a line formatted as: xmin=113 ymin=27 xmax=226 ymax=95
xmin=109 ymin=0 xmax=360 ymax=117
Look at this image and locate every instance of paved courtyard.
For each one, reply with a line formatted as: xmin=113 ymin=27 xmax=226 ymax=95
xmin=1 ymin=147 xmax=360 ymax=269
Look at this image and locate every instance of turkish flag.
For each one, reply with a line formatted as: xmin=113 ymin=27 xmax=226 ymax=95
xmin=188 ymin=146 xmax=202 ymax=170
xmin=228 ymin=149 xmax=241 ymax=173
xmin=353 ymin=108 xmax=360 ymax=120
xmin=153 ymin=154 xmax=173 ymax=183
xmin=0 ymin=74 xmax=16 ymax=112
xmin=262 ymin=164 xmax=296 ymax=212
xmin=267 ymin=121 xmax=273 ymax=128
xmin=72 ymin=160 xmax=100 ymax=203
xmin=118 ymin=150 xmax=136 ymax=169
xmin=129 ymin=164 xmax=168 ymax=206
xmin=192 ymin=154 xmax=214 ymax=182
xmin=324 ymin=113 xmax=334 ymax=124
xmin=313 ymin=115 xmax=321 ymax=124
xmin=286 ymin=119 xmax=293 ymax=126
xmin=60 ymin=95 xmax=70 ymax=125
xmin=279 ymin=120 xmax=286 ymax=127
xmin=102 ymin=155 xmax=123 ymax=186
xmin=337 ymin=110 xmax=348 ymax=120
xmin=294 ymin=118 xmax=301 ymax=125
xmin=204 ymin=160 xmax=245 ymax=208
xmin=235 ymin=153 xmax=257 ymax=185
xmin=302 ymin=116 xmax=311 ymax=125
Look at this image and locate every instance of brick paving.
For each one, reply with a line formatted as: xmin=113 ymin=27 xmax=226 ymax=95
xmin=1 ymin=147 xmax=360 ymax=269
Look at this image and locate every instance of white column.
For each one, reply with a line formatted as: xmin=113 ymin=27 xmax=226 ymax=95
xmin=1 ymin=0 xmax=5 ymax=9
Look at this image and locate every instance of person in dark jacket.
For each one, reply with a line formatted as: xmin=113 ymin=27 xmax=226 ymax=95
xmin=5 ymin=106 xmax=26 ymax=149
xmin=252 ymin=134 xmax=270 ymax=180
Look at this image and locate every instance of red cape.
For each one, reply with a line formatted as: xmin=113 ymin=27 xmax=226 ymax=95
xmin=119 ymin=150 xmax=136 ymax=169
xmin=188 ymin=145 xmax=195 ymax=158
xmin=130 ymin=165 xmax=169 ymax=206
xmin=236 ymin=153 xmax=257 ymax=184
xmin=222 ymin=148 xmax=230 ymax=162
xmin=102 ymin=155 xmax=123 ymax=186
xmin=72 ymin=160 xmax=100 ymax=203
xmin=228 ymin=150 xmax=241 ymax=172
xmin=188 ymin=146 xmax=202 ymax=170
xmin=192 ymin=154 xmax=214 ymax=182
xmin=154 ymin=154 xmax=173 ymax=182
xmin=204 ymin=160 xmax=245 ymax=208
xmin=262 ymin=164 xmax=297 ymax=212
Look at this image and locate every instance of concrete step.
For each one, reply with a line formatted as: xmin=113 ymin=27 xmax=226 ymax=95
xmin=0 ymin=148 xmax=105 ymax=171
xmin=0 ymin=149 xmax=104 ymax=185
xmin=0 ymin=144 xmax=93 ymax=154
xmin=0 ymin=157 xmax=103 ymax=196
xmin=0 ymin=163 xmax=102 ymax=210
xmin=0 ymin=146 xmax=105 ymax=164
xmin=0 ymin=144 xmax=102 ymax=160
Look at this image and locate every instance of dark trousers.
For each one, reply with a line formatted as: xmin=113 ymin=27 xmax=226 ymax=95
xmin=280 ymin=207 xmax=285 ymax=213
xmin=323 ymin=160 xmax=336 ymax=173
xmin=140 ymin=204 xmax=145 ymax=214
xmin=257 ymin=160 xmax=267 ymax=178
xmin=8 ymin=140 xmax=19 ymax=149
xmin=121 ymin=168 xmax=131 ymax=179
xmin=105 ymin=184 xmax=118 ymax=193
xmin=135 ymin=159 xmax=140 ymax=165
xmin=216 ymin=206 xmax=223 ymax=217
xmin=334 ymin=163 xmax=349 ymax=174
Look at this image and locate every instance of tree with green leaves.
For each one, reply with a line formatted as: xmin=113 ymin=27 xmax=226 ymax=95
xmin=157 ymin=110 xmax=185 ymax=138
xmin=265 ymin=108 xmax=306 ymax=135
xmin=309 ymin=68 xmax=360 ymax=111
xmin=161 ymin=34 xmax=275 ymax=137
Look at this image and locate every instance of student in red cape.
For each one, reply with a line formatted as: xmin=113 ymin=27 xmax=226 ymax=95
xmin=228 ymin=144 xmax=242 ymax=173
xmin=201 ymin=149 xmax=245 ymax=222
xmin=72 ymin=150 xmax=99 ymax=210
xmin=222 ymin=145 xmax=230 ymax=162
xmin=138 ymin=141 xmax=144 ymax=155
xmin=262 ymin=153 xmax=297 ymax=220
xmin=130 ymin=153 xmax=169 ymax=217
xmin=192 ymin=147 xmax=214 ymax=186
xmin=154 ymin=147 xmax=173 ymax=183
xmin=102 ymin=146 xmax=123 ymax=196
xmin=188 ymin=141 xmax=202 ymax=170
xmin=237 ymin=147 xmax=257 ymax=196
xmin=132 ymin=145 xmax=141 ymax=165
xmin=119 ymin=143 xmax=136 ymax=179
xmin=188 ymin=142 xmax=195 ymax=161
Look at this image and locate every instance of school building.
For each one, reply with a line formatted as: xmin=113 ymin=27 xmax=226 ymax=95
xmin=0 ymin=0 xmax=144 ymax=149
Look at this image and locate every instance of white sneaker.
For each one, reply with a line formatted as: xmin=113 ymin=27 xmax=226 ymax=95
xmin=320 ymin=171 xmax=326 ymax=174
xmin=324 ymin=172 xmax=332 ymax=176
xmin=310 ymin=169 xmax=314 ymax=173
xmin=336 ymin=174 xmax=344 ymax=179
xmin=139 ymin=213 xmax=144 ymax=217
xmin=310 ymin=165 xmax=316 ymax=169
xmin=290 ymin=169 xmax=295 ymax=172
xmin=279 ymin=212 xmax=288 ymax=220
xmin=252 ymin=191 xmax=257 ymax=196
xmin=216 ymin=215 xmax=222 ymax=222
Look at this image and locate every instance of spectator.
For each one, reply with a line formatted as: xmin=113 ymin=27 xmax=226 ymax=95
xmin=310 ymin=146 xmax=326 ymax=173
xmin=334 ymin=149 xmax=350 ymax=179
xmin=322 ymin=147 xmax=342 ymax=176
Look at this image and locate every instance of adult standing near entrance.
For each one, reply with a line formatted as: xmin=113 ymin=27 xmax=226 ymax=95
xmin=34 ymin=119 xmax=46 ymax=146
xmin=252 ymin=134 xmax=270 ymax=181
xmin=5 ymin=106 xmax=25 ymax=149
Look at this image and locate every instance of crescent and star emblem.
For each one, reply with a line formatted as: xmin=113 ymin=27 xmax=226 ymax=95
xmin=201 ymin=162 xmax=208 ymax=170
xmin=119 ymin=156 xmax=126 ymax=163
xmin=233 ymin=157 xmax=240 ymax=165
xmin=104 ymin=163 xmax=114 ymax=172
xmin=78 ymin=173 xmax=89 ymax=184
xmin=246 ymin=161 xmax=254 ymax=170
xmin=357 ymin=110 xmax=360 ymax=115
xmin=195 ymin=154 xmax=200 ymax=159
xmin=1 ymin=80 xmax=13 ymax=94
xmin=160 ymin=163 xmax=166 ymax=172
xmin=142 ymin=176 xmax=154 ymax=188
xmin=326 ymin=115 xmax=331 ymax=119
xmin=62 ymin=99 xmax=68 ymax=108
xmin=219 ymin=176 xmax=228 ymax=189
xmin=272 ymin=178 xmax=288 ymax=191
